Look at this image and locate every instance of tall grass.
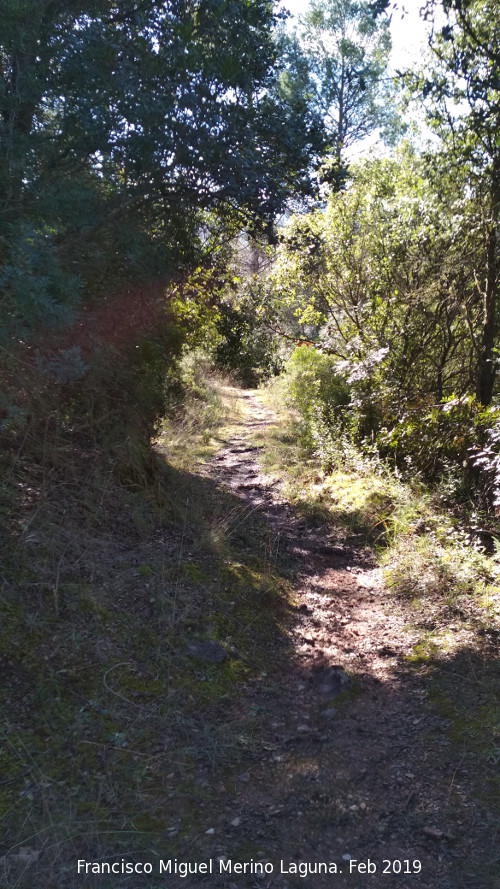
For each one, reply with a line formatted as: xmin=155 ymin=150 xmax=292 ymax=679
xmin=259 ymin=377 xmax=500 ymax=628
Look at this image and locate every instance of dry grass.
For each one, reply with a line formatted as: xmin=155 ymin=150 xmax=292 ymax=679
xmin=0 ymin=364 xmax=289 ymax=888
xmin=157 ymin=356 xmax=243 ymax=470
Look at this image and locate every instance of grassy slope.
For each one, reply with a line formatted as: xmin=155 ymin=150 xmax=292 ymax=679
xmin=0 ymin=375 xmax=291 ymax=887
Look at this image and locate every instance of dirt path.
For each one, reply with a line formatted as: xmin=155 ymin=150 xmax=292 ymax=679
xmin=196 ymin=390 xmax=497 ymax=889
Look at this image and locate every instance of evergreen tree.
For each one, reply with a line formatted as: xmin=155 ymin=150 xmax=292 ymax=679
xmin=0 ymin=0 xmax=320 ymax=337
xmin=291 ymin=0 xmax=394 ymax=185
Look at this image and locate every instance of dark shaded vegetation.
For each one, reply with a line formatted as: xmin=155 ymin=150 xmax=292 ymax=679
xmin=0 ymin=0 xmax=322 ymax=480
xmin=213 ymin=297 xmax=283 ymax=387
xmin=0 ymin=424 xmax=291 ymax=885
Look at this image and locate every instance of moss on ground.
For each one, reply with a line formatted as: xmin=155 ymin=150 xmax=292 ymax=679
xmin=0 ymin=379 xmax=293 ymax=887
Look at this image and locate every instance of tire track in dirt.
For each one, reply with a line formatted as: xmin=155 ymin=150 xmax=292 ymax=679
xmin=199 ymin=390 xmax=494 ymax=889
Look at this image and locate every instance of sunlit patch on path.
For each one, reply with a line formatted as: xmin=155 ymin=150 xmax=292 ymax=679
xmin=196 ymin=388 xmax=498 ymax=889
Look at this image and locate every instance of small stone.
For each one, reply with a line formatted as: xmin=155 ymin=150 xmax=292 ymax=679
xmin=321 ymin=707 xmax=337 ymax=719
xmin=230 ymin=817 xmax=242 ymax=827
xmin=423 ymin=826 xmax=444 ymax=840
xmin=205 ymin=828 xmax=215 ymax=835
xmin=238 ymin=772 xmax=250 ymax=782
xmin=187 ymin=640 xmax=227 ymax=664
xmin=313 ymin=665 xmax=351 ymax=697
xmin=342 ymin=853 xmax=353 ymax=861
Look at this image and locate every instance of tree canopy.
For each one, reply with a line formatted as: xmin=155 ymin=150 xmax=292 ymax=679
xmin=406 ymin=0 xmax=500 ymax=405
xmin=2 ymin=0 xmax=500 ymax=501
xmin=0 ymin=0 xmax=321 ymax=339
xmin=287 ymin=0 xmax=394 ymax=184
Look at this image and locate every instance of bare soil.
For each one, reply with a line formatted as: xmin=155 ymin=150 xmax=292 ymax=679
xmin=186 ymin=389 xmax=498 ymax=889
xmin=2 ymin=387 xmax=497 ymax=889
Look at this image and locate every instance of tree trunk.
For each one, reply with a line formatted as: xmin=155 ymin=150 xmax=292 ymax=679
xmin=475 ymin=165 xmax=500 ymax=406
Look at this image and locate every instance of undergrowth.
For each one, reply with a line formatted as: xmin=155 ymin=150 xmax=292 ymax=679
xmin=0 ymin=362 xmax=289 ymax=888
xmin=260 ymin=377 xmax=500 ymax=622
xmin=158 ymin=350 xmax=242 ymax=470
xmin=258 ymin=378 xmax=500 ymax=793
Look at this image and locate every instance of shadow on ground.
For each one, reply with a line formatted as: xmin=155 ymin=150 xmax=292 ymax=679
xmin=0 ymin=392 xmax=498 ymax=889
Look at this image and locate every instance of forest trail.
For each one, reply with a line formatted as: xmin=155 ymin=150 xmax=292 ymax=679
xmin=193 ymin=388 xmax=497 ymax=889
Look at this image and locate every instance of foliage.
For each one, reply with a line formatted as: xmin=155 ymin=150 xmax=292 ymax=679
xmin=377 ymin=395 xmax=488 ymax=485
xmin=270 ymin=140 xmax=500 ymax=504
xmin=0 ymin=227 xmax=82 ymax=341
xmin=470 ymin=419 xmax=500 ymax=509
xmin=286 ymin=0 xmax=395 ymax=185
xmin=0 ymin=0 xmax=319 ymax=263
xmin=405 ymin=0 xmax=500 ymax=405
xmin=276 ymin=146 xmax=476 ymax=378
xmin=280 ymin=344 xmax=350 ymax=457
xmin=264 ymin=0 xmax=500 ymax=509
xmin=0 ymin=0 xmax=328 ymax=476
xmin=213 ymin=283 xmax=283 ymax=386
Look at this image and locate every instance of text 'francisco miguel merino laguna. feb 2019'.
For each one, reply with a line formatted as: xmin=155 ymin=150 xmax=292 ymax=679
xmin=77 ymin=857 xmax=423 ymax=877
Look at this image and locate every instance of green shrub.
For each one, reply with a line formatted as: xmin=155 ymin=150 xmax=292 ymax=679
xmin=374 ymin=395 xmax=499 ymax=490
xmin=281 ymin=345 xmax=350 ymax=460
xmin=213 ymin=300 xmax=282 ymax=387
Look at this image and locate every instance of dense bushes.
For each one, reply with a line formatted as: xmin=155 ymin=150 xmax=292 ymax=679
xmin=280 ymin=341 xmax=500 ymax=509
xmin=281 ymin=345 xmax=350 ymax=458
xmin=213 ymin=299 xmax=282 ymax=387
xmin=0 ymin=0 xmax=324 ymax=495
xmin=0 ymin=284 xmax=188 ymax=489
xmin=268 ymin=146 xmax=500 ymax=512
